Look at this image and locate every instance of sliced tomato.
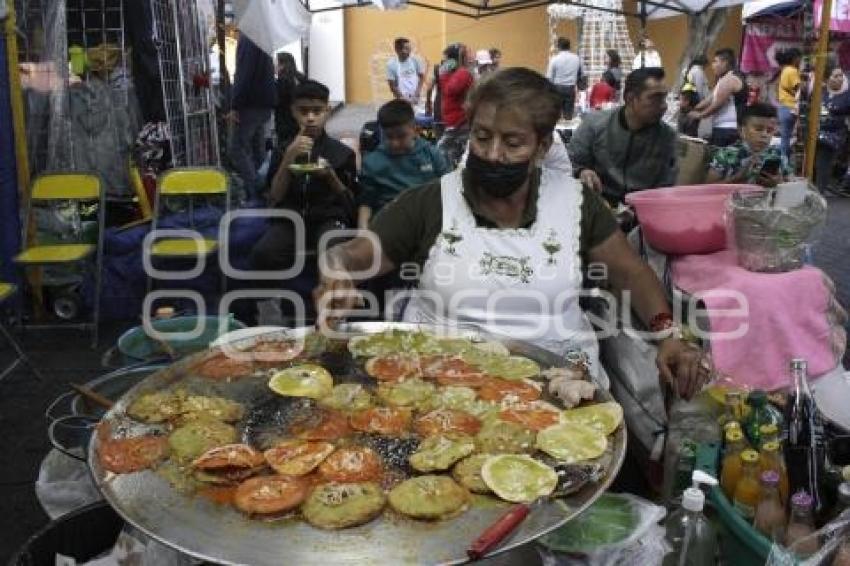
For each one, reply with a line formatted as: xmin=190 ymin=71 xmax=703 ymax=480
xmin=263 ymin=440 xmax=335 ymax=476
xmin=349 ymin=407 xmax=412 ymax=436
xmin=414 ymin=409 xmax=482 ymax=436
xmin=365 ymin=355 xmax=421 ymax=382
xmin=318 ymin=446 xmax=383 ymax=483
xmin=499 ymin=407 xmax=561 ymax=431
xmin=295 ymin=410 xmax=352 ymax=441
xmin=97 ymin=424 xmax=169 ymax=474
xmin=234 ymin=475 xmax=310 ymax=515
xmin=478 ymin=378 xmax=542 ymax=403
xmin=421 ymin=356 xmax=488 ymax=387
xmin=192 ymin=353 xmax=255 ymax=380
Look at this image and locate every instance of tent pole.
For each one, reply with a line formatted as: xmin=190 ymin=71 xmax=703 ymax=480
xmin=803 ymin=0 xmax=832 ymax=180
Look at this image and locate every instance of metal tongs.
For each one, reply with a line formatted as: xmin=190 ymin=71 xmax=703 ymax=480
xmin=467 ymin=463 xmax=604 ymax=560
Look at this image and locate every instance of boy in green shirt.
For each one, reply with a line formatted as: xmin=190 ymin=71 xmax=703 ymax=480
xmin=358 ymin=100 xmax=450 ymax=229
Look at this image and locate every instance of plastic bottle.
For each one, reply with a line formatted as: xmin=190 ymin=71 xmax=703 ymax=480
xmin=744 ymin=390 xmax=783 ymax=447
xmin=733 ymin=450 xmax=762 ymax=519
xmin=663 ymin=471 xmax=718 ymax=566
xmin=759 ymin=423 xmax=780 ymax=448
xmin=760 ymin=441 xmax=790 ymax=503
xmin=718 ymin=390 xmax=745 ymax=429
xmin=826 ymin=481 xmax=850 ymax=523
xmin=786 ymin=491 xmax=820 ymax=558
xmin=754 ymin=470 xmax=787 ymax=541
xmin=721 ymin=429 xmax=747 ymax=499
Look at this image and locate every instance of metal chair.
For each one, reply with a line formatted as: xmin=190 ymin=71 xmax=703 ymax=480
xmin=14 ymin=173 xmax=105 ymax=347
xmin=0 ymin=282 xmax=45 ymax=383
xmin=146 ymin=168 xmax=229 ymax=302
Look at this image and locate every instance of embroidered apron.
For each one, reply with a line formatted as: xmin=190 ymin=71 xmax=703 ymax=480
xmin=403 ymin=168 xmax=606 ymax=386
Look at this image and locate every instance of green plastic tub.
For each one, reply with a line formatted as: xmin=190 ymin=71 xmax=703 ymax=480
xmin=696 ymin=443 xmax=774 ymax=566
xmin=116 ymin=315 xmax=245 ymax=364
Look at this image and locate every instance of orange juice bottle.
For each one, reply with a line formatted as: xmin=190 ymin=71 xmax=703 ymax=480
xmin=760 ymin=441 xmax=789 ymax=503
xmin=733 ymin=450 xmax=762 ymax=519
xmin=721 ymin=429 xmax=747 ymax=498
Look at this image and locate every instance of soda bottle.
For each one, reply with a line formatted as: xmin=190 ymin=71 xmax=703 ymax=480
xmin=760 ymin=441 xmax=790 ymax=503
xmin=786 ymin=491 xmax=820 ymax=558
xmin=733 ymin=450 xmax=762 ymax=519
xmin=718 ymin=390 xmax=745 ymax=429
xmin=721 ymin=429 xmax=747 ymax=499
xmin=784 ymin=359 xmax=826 ymax=519
xmin=754 ymin=470 xmax=787 ymax=542
xmin=744 ymin=390 xmax=783 ymax=448
xmin=759 ymin=423 xmax=780 ymax=448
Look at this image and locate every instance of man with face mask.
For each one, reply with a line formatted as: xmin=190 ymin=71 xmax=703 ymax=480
xmin=316 ymin=68 xmax=712 ymax=402
xmin=358 ymin=100 xmax=450 ymax=230
xmin=569 ymin=67 xmax=679 ymax=206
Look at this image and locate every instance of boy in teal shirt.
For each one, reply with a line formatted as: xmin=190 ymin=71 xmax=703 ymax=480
xmin=358 ymin=100 xmax=450 ymax=229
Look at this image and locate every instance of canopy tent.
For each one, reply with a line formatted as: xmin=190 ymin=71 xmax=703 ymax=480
xmin=299 ymin=0 xmax=758 ymax=19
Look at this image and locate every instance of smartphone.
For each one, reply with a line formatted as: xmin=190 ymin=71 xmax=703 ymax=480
xmin=760 ymin=157 xmax=781 ymax=176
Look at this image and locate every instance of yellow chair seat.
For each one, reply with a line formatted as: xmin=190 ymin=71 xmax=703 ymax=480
xmin=151 ymin=238 xmax=218 ymax=257
xmin=15 ymin=244 xmax=95 ymax=264
xmin=0 ymin=283 xmax=15 ymax=302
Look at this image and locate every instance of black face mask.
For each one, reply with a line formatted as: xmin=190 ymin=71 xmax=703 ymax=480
xmin=465 ymin=151 xmax=531 ymax=198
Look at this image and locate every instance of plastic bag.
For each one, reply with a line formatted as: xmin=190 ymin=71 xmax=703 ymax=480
xmin=766 ymin=510 xmax=850 ymax=565
xmin=35 ymin=449 xmax=103 ymax=520
xmin=536 ymin=493 xmax=668 ymax=565
xmin=726 ymin=184 xmax=828 ymax=273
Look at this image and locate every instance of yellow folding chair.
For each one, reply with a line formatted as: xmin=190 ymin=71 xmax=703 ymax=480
xmin=13 ymin=173 xmax=105 ymax=347
xmin=0 ymin=283 xmax=45 ymax=383
xmin=129 ymin=162 xmax=153 ymax=221
xmin=146 ymin=168 xmax=229 ymax=300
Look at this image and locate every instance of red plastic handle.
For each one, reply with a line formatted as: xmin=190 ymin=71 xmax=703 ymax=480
xmin=467 ymin=503 xmax=531 ymax=560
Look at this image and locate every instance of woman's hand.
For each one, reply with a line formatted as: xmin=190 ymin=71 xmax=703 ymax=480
xmin=656 ymin=338 xmax=712 ymax=400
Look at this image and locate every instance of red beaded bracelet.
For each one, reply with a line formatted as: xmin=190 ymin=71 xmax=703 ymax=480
xmin=649 ymin=312 xmax=675 ymax=332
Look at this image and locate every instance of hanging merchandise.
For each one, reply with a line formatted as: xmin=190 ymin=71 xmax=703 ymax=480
xmin=150 ymin=0 xmax=220 ymax=167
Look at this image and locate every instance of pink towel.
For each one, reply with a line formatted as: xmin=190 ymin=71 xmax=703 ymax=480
xmin=671 ymin=250 xmax=844 ymax=391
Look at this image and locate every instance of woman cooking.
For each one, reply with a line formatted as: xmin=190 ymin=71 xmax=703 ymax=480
xmin=315 ymin=68 xmax=709 ymax=400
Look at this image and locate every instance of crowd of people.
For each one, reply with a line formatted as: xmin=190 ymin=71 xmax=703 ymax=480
xmin=677 ymin=45 xmax=850 ymax=195
xmin=223 ymin=32 xmax=850 ymax=292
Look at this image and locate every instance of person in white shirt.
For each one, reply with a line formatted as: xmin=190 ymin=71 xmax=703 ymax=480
xmin=387 ymin=37 xmax=425 ymax=104
xmin=633 ymin=38 xmax=662 ymax=69
xmin=547 ymin=37 xmax=583 ymax=119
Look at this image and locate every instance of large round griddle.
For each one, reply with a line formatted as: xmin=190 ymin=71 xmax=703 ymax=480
xmin=88 ymin=322 xmax=626 ymax=565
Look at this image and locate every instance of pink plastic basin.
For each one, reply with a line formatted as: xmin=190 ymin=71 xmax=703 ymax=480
xmin=625 ymin=184 xmax=763 ymax=255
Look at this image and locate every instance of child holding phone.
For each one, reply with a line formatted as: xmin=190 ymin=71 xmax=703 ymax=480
xmin=707 ymin=102 xmax=791 ymax=187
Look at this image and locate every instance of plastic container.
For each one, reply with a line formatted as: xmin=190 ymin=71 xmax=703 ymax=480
xmin=663 ymin=471 xmax=719 ymax=566
xmin=728 ymin=188 xmax=828 ymax=273
xmin=9 ymin=501 xmax=123 ymax=565
xmin=625 ymin=184 xmax=762 ymax=255
xmin=116 ymin=315 xmax=245 ymax=365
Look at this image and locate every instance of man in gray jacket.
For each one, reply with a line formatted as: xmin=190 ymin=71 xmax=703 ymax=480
xmin=569 ymin=67 xmax=678 ymax=206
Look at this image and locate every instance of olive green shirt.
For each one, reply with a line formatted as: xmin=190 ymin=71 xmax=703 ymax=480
xmin=370 ymin=170 xmax=619 ymax=269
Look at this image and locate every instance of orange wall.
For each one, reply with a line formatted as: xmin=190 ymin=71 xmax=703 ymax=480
xmin=343 ymin=4 xmax=743 ymax=104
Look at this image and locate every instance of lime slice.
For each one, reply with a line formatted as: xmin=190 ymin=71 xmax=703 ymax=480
xmin=536 ymin=422 xmax=608 ymax=463
xmin=481 ymin=454 xmax=558 ymax=503
xmin=268 ymin=364 xmax=333 ymax=399
xmin=465 ymin=354 xmax=540 ymax=381
xmin=561 ymin=402 xmax=624 ymax=436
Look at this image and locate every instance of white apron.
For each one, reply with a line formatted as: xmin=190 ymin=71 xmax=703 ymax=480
xmin=402 ymin=168 xmax=606 ymax=386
